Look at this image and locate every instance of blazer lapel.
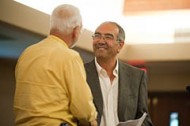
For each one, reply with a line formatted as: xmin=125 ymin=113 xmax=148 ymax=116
xmin=85 ymin=60 xmax=103 ymax=123
xmin=118 ymin=61 xmax=131 ymax=121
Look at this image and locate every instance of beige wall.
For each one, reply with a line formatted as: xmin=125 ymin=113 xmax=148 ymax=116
xmin=148 ymin=66 xmax=190 ymax=92
xmin=148 ymin=69 xmax=190 ymax=91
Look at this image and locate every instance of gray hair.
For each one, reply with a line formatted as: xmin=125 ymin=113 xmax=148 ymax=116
xmin=111 ymin=22 xmax=125 ymax=42
xmin=102 ymin=21 xmax=125 ymax=42
xmin=50 ymin=4 xmax=82 ymax=34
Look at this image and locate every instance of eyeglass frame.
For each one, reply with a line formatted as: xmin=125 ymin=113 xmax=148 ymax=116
xmin=92 ymin=32 xmax=121 ymax=42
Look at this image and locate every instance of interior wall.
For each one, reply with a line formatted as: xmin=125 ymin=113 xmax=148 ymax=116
xmin=148 ymin=71 xmax=190 ymax=91
xmin=0 ymin=58 xmax=16 ymax=126
xmin=146 ymin=61 xmax=190 ymax=92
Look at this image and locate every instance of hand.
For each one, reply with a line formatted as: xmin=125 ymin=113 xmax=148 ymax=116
xmin=90 ymin=120 xmax=97 ymax=126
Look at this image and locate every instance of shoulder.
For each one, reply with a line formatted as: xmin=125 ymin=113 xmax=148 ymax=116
xmin=51 ymin=45 xmax=81 ymax=61
xmin=84 ymin=60 xmax=97 ymax=74
xmin=45 ymin=36 xmax=81 ymax=60
xmin=119 ymin=61 xmax=148 ymax=85
xmin=65 ymin=48 xmax=80 ymax=58
xmin=119 ymin=60 xmax=145 ymax=75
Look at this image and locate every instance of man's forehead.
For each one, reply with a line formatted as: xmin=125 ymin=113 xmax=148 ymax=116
xmin=95 ymin=23 xmax=119 ymax=33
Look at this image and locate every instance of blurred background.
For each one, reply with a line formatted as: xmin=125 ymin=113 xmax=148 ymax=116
xmin=0 ymin=0 xmax=190 ymax=126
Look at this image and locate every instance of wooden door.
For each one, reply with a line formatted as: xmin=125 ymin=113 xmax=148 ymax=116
xmin=148 ymin=92 xmax=190 ymax=126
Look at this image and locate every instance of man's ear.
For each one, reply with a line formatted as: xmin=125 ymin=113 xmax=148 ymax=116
xmin=117 ymin=41 xmax=124 ymax=53
xmin=119 ymin=41 xmax=124 ymax=48
xmin=72 ymin=26 xmax=81 ymax=41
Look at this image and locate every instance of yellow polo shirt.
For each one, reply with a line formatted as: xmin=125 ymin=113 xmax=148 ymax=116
xmin=14 ymin=35 xmax=97 ymax=126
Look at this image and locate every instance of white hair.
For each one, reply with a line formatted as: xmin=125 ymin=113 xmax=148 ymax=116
xmin=50 ymin=4 xmax=82 ymax=34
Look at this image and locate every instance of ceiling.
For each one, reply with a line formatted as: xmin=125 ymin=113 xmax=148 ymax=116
xmin=123 ymin=0 xmax=190 ymax=13
xmin=14 ymin=0 xmax=190 ymax=44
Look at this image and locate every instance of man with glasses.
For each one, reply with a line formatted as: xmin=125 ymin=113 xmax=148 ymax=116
xmin=84 ymin=21 xmax=153 ymax=126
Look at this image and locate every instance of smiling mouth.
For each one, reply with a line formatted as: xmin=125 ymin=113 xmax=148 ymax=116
xmin=96 ymin=47 xmax=107 ymax=51
xmin=98 ymin=47 xmax=106 ymax=49
xmin=96 ymin=45 xmax=107 ymax=49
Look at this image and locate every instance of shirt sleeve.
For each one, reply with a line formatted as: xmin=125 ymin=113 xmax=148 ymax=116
xmin=64 ymin=54 xmax=97 ymax=123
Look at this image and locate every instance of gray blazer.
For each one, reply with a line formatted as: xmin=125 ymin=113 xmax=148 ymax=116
xmin=84 ymin=60 xmax=153 ymax=126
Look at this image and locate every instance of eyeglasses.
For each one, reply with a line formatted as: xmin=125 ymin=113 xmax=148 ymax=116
xmin=92 ymin=33 xmax=117 ymax=41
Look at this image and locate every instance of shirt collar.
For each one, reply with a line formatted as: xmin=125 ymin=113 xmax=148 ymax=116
xmin=49 ymin=35 xmax=68 ymax=48
xmin=95 ymin=58 xmax=119 ymax=76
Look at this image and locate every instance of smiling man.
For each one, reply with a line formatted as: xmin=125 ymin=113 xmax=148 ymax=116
xmin=84 ymin=21 xmax=153 ymax=126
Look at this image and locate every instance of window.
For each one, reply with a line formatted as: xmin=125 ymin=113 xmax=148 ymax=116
xmin=170 ymin=112 xmax=179 ymax=126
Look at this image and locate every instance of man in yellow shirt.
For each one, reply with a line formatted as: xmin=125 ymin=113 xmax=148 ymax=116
xmin=14 ymin=4 xmax=97 ymax=126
